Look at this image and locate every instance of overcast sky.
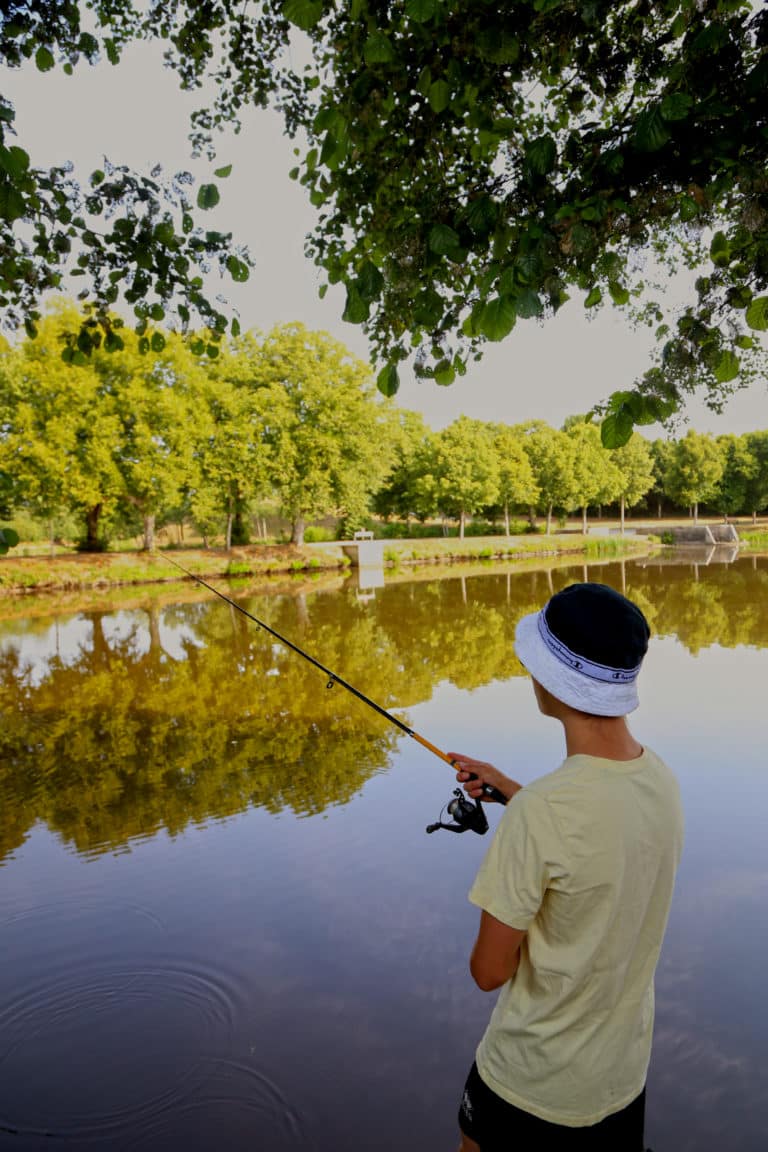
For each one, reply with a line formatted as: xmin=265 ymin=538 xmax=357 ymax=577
xmin=4 ymin=40 xmax=766 ymax=436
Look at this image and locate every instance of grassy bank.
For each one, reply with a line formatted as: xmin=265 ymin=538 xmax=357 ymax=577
xmin=0 ymin=534 xmax=657 ymax=595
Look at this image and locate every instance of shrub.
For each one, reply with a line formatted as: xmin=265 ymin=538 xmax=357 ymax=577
xmin=304 ymin=526 xmax=336 ymax=543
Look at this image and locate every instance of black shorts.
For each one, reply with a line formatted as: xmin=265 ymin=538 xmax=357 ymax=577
xmin=458 ymin=1061 xmax=645 ymax=1151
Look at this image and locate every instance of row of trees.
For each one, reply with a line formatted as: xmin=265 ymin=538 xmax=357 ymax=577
xmin=1 ymin=309 xmax=767 ymax=550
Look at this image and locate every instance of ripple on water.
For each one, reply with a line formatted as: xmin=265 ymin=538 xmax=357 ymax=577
xmin=124 ymin=1058 xmax=317 ymax=1152
xmin=0 ymin=955 xmax=247 ymax=1145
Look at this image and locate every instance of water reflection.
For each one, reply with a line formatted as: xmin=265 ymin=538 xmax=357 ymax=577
xmin=1 ymin=556 xmax=767 ymax=863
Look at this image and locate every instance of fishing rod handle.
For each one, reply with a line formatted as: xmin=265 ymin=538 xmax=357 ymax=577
xmin=467 ymin=775 xmax=509 ymax=806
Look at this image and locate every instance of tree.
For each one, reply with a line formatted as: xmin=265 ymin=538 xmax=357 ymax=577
xmin=518 ymin=422 xmax=578 ymax=534
xmin=0 ymin=306 xmax=123 ymax=548
xmin=246 ymin=324 xmax=392 ymax=545
xmin=609 ymin=433 xmax=656 ymax=533
xmin=714 ymin=433 xmax=758 ymax=519
xmin=428 ymin=416 xmax=500 ymax=538
xmin=2 ymin=3 xmax=766 ymax=440
xmin=487 ymin=423 xmax=539 ymax=536
xmin=565 ymin=420 xmax=622 ymax=534
xmin=371 ymin=408 xmax=432 ymax=525
xmin=665 ymin=430 xmax=725 ymax=523
xmin=742 ymin=431 xmax=768 ymax=523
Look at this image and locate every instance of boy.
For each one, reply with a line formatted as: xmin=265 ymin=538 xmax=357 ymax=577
xmin=449 ymin=582 xmax=683 ymax=1151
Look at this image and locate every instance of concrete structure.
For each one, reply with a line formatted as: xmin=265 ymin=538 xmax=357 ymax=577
xmin=664 ymin=524 xmax=739 ymax=545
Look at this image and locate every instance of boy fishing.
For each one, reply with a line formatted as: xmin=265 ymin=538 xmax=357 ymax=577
xmin=449 ymin=582 xmax=683 ymax=1151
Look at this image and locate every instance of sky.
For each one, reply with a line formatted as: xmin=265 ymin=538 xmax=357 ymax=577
xmin=4 ymin=39 xmax=766 ymax=437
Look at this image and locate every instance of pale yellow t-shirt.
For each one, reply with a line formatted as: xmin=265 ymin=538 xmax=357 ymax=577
xmin=469 ymin=747 xmax=683 ymax=1127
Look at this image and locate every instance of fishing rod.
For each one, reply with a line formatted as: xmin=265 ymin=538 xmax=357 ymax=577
xmin=161 ymin=552 xmax=508 ymax=834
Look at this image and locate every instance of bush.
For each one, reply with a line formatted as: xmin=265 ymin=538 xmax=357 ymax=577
xmin=225 ymin=560 xmax=252 ymax=576
xmin=304 ymin=526 xmax=336 ymax=543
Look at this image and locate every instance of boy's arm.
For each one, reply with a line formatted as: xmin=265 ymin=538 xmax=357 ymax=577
xmin=470 ymin=911 xmax=526 ymax=991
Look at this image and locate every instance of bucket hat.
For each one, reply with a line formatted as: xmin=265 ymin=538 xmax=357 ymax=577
xmin=514 ymin=583 xmax=650 ymax=717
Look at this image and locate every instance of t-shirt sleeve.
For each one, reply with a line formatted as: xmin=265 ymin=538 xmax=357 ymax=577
xmin=468 ymin=788 xmax=562 ymax=931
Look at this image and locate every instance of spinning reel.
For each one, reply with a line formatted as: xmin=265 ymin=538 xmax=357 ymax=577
xmin=426 ymin=789 xmax=490 ymax=836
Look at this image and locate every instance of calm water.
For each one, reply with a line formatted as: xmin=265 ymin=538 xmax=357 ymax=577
xmin=1 ymin=553 xmax=767 ymax=1151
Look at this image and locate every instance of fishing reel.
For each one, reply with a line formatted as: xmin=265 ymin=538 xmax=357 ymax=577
xmin=426 ymin=789 xmax=490 ymax=836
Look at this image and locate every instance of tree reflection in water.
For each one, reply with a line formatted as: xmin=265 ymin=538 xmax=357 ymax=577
xmin=1 ymin=555 xmax=766 ymax=863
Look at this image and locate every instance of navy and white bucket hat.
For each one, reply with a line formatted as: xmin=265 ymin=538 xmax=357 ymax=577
xmin=514 ymin=583 xmax=651 ymax=717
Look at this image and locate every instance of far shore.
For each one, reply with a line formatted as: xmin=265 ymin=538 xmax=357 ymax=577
xmin=0 ymin=532 xmax=659 ymax=596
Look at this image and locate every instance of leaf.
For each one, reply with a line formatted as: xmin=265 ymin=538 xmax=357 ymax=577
xmin=608 ymin=281 xmax=630 ymax=306
xmin=465 ymin=195 xmax=498 ymax=236
xmin=660 ymin=92 xmax=693 ymax=121
xmin=214 ymin=164 xmax=233 ymax=179
xmin=405 ymin=0 xmax=439 ymax=20
xmin=364 ymin=32 xmax=396 ymax=65
xmin=428 ymin=80 xmax=451 ymax=114
xmin=35 ymin=46 xmax=55 ymax=72
xmin=678 ymin=196 xmax=699 ymax=222
xmin=90 ymin=169 xmax=105 ymax=186
xmin=226 ymin=255 xmax=250 ymax=282
xmin=283 ymin=0 xmax=323 ymax=31
xmin=713 ymin=350 xmax=740 ymax=384
xmin=709 ymin=230 xmax=730 ymax=265
xmin=412 ymin=289 xmax=443 ymax=328
xmin=633 ymin=105 xmax=670 ymax=152
xmin=427 ymin=223 xmax=461 ymax=256
xmin=525 ymin=135 xmax=557 ymax=176
xmin=104 ymin=37 xmax=120 ymax=65
xmin=150 ymin=332 xmax=166 ymax=353
xmin=745 ymin=296 xmax=768 ymax=331
xmin=197 ymin=184 xmax=220 ymax=210
xmin=515 ymin=289 xmax=543 ymax=319
xmin=356 ymin=260 xmax=384 ymax=301
xmin=479 ymin=295 xmax=516 ymax=341
xmin=342 ymin=284 xmax=369 ymax=324
xmin=433 ymin=359 xmax=456 ymax=386
xmin=377 ymin=363 xmax=400 ymax=397
xmin=24 ymin=318 xmax=38 ymax=340
xmin=601 ymin=410 xmax=634 ymax=449
xmin=584 ymin=286 xmax=602 ymax=308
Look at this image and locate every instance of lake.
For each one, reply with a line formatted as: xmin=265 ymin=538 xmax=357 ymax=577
xmin=1 ymin=552 xmax=766 ymax=1151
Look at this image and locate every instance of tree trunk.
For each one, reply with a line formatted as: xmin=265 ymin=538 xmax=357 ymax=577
xmin=693 ymin=502 xmax=699 ymax=525
xmin=582 ymin=505 xmax=588 ymax=534
xmin=620 ymin=495 xmax=626 ymax=536
xmin=657 ymin=499 xmax=662 ymax=518
xmin=225 ymin=509 xmax=234 ymax=551
xmin=143 ymin=513 xmax=155 ymax=551
xmin=292 ymin=516 xmax=306 ymax=546
xmin=528 ymin=506 xmax=537 ymax=529
xmin=84 ymin=504 xmax=102 ymax=551
xmin=459 ymin=509 xmax=466 ymax=538
xmin=546 ymin=504 xmax=553 ymax=534
xmin=504 ymin=503 xmax=510 ymax=536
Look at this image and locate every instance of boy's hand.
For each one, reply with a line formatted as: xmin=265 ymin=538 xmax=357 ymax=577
xmin=448 ymin=752 xmax=522 ymax=804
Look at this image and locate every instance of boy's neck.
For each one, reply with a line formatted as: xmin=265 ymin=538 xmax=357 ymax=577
xmin=561 ymin=713 xmax=644 ymax=762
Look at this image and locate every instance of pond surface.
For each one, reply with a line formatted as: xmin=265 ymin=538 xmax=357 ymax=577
xmin=1 ymin=553 xmax=767 ymax=1151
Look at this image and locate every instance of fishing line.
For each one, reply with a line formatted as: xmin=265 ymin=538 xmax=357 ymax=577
xmin=160 ymin=552 xmax=508 ymax=828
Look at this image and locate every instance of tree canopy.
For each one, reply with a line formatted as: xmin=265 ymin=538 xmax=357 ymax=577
xmin=1 ymin=1 xmax=766 ymax=443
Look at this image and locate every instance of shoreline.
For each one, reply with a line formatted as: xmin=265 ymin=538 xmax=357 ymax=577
xmin=0 ymin=535 xmax=656 ymax=596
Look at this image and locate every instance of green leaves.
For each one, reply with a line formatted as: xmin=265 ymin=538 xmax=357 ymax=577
xmin=660 ymin=92 xmax=693 ymax=122
xmin=35 ymin=46 xmax=55 ymax=72
xmin=405 ymin=0 xmax=439 ymax=21
xmin=283 ymin=0 xmax=323 ymax=31
xmin=525 ymin=135 xmax=557 ymax=176
xmin=377 ymin=363 xmax=400 ymax=397
xmin=745 ymin=297 xmax=768 ymax=331
xmin=584 ymin=287 xmax=602 ymax=308
xmin=214 ymin=164 xmax=232 ymax=179
xmin=197 ymin=184 xmax=220 ymax=210
xmin=226 ymin=255 xmax=250 ymax=282
xmin=363 ymin=32 xmax=396 ymax=65
xmin=479 ymin=296 xmax=516 ymax=341
xmin=633 ymin=105 xmax=670 ymax=152
xmin=428 ymin=223 xmax=461 ymax=258
xmin=0 ymin=527 xmax=20 ymax=555
xmin=428 ymin=80 xmax=451 ymax=114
